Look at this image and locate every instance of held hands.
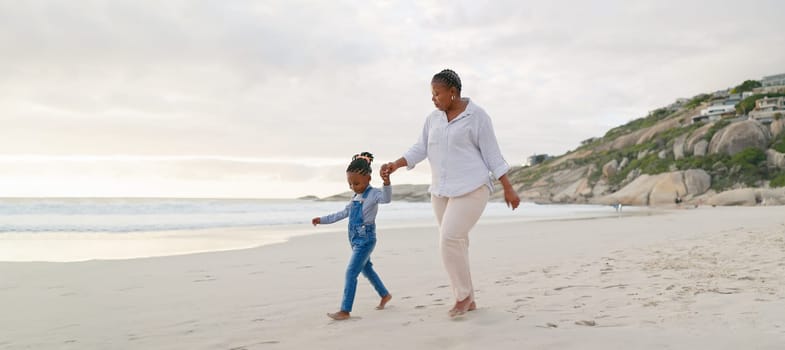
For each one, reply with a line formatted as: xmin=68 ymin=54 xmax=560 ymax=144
xmin=380 ymin=162 xmax=398 ymax=177
xmin=311 ymin=217 xmax=321 ymax=226
xmin=380 ymin=164 xmax=392 ymax=185
xmin=380 ymin=162 xmax=397 ymax=186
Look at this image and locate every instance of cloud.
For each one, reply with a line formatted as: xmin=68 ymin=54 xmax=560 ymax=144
xmin=1 ymin=0 xmax=784 ymax=197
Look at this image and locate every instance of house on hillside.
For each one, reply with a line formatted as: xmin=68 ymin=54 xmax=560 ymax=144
xmin=580 ymin=137 xmax=599 ymax=146
xmin=749 ymin=96 xmax=785 ymax=124
xmin=708 ymin=92 xmax=752 ymax=107
xmin=525 ymin=154 xmax=551 ymax=167
xmin=711 ymin=89 xmax=730 ymax=98
xmin=692 ymin=104 xmax=737 ymax=124
xmin=762 ymin=73 xmax=785 ymax=87
xmin=726 ymin=92 xmax=753 ymax=105
xmin=754 ymin=73 xmax=785 ymax=93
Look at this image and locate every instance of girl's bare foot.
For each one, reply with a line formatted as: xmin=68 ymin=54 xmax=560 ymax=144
xmin=327 ymin=311 xmax=350 ymax=320
xmin=448 ymin=297 xmax=473 ymax=317
xmin=468 ymin=301 xmax=476 ymax=311
xmin=376 ymin=294 xmax=392 ymax=310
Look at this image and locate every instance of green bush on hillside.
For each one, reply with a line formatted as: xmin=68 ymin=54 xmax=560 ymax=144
xmin=685 ymin=94 xmax=711 ymax=109
xmin=730 ymin=147 xmax=767 ymax=167
xmin=731 ymin=80 xmax=762 ymax=93
xmin=675 ymin=153 xmax=729 ymax=171
xmin=773 ymin=134 xmax=785 ymax=153
xmin=609 ymin=153 xmax=671 ymax=185
xmin=771 ymin=173 xmax=785 ymax=188
xmin=736 ymin=93 xmax=785 ymax=114
xmin=728 ymin=147 xmax=769 ymax=187
xmin=603 ymin=108 xmax=674 ymax=141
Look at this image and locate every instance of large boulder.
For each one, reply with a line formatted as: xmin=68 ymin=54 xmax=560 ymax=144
xmin=693 ymin=140 xmax=709 ymax=157
xmin=685 ymin=122 xmax=713 ymax=155
xmin=592 ymin=179 xmax=610 ymax=198
xmin=683 ymin=169 xmax=711 ymax=196
xmin=598 ymin=174 xmax=663 ymax=205
xmin=553 ymin=178 xmax=591 ymax=202
xmin=673 ymin=134 xmax=687 ymax=160
xmin=597 ymin=170 xmax=713 ymax=206
xmin=708 ymin=120 xmax=771 ymax=156
xmin=649 ymin=172 xmax=687 ymax=205
xmin=707 ymin=188 xmax=757 ymax=206
xmin=757 ymin=188 xmax=785 ymax=205
xmin=602 ymin=159 xmax=619 ymax=178
xmin=637 ymin=118 xmax=685 ymax=144
xmin=767 ymin=149 xmax=785 ymax=169
xmin=520 ymin=189 xmax=549 ymax=203
xmin=771 ymin=118 xmax=785 ymax=138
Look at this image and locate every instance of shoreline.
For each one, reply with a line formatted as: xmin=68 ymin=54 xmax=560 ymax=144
xmin=0 ymin=205 xmax=655 ymax=263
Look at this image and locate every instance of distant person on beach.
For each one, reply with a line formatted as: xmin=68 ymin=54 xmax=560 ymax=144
xmin=382 ymin=69 xmax=520 ymax=317
xmin=312 ymin=152 xmax=393 ymax=320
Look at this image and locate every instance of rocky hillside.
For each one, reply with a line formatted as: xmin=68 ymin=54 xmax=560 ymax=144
xmin=505 ymin=84 xmax=785 ymax=206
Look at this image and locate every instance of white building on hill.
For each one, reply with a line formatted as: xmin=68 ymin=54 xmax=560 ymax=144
xmin=749 ymin=96 xmax=785 ymax=124
xmin=762 ymin=73 xmax=785 ymax=87
xmin=692 ymin=104 xmax=737 ymax=123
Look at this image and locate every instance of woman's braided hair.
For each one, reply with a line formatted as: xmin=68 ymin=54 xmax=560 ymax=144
xmin=346 ymin=152 xmax=374 ymax=175
xmin=432 ymin=69 xmax=462 ymax=93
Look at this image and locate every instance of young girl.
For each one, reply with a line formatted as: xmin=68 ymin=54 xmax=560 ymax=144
xmin=312 ymin=152 xmax=393 ymax=320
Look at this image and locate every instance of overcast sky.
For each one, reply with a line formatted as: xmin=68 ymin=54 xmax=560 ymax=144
xmin=2 ymin=0 xmax=784 ymax=198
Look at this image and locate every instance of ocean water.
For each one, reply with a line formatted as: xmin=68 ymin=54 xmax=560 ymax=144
xmin=0 ymin=198 xmax=626 ymax=234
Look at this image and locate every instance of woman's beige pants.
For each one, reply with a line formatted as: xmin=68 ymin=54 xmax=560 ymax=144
xmin=431 ymin=185 xmax=489 ymax=301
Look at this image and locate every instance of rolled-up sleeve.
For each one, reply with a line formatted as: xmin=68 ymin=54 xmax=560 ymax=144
xmin=477 ymin=114 xmax=510 ymax=179
xmin=320 ymin=204 xmax=350 ymax=225
xmin=402 ymin=117 xmax=430 ymax=170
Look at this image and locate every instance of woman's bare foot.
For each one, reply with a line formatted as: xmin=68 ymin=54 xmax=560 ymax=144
xmin=448 ymin=297 xmax=473 ymax=317
xmin=327 ymin=311 xmax=350 ymax=320
xmin=376 ymin=294 xmax=392 ymax=310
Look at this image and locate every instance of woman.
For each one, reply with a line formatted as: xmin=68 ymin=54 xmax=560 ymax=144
xmin=382 ymin=69 xmax=520 ymax=317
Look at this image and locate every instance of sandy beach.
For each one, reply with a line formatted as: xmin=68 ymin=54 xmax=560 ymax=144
xmin=1 ymin=206 xmax=784 ymax=349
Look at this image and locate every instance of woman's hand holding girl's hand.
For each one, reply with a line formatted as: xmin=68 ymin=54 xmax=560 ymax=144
xmin=381 ymin=162 xmax=397 ymax=177
xmin=312 ymin=217 xmax=321 ymax=226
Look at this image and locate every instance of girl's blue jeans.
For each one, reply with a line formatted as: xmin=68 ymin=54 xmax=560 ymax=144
xmin=341 ymin=223 xmax=389 ymax=312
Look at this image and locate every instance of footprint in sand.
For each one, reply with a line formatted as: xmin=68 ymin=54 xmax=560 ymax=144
xmin=414 ymin=305 xmax=426 ymax=309
xmin=193 ymin=275 xmax=216 ymax=283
